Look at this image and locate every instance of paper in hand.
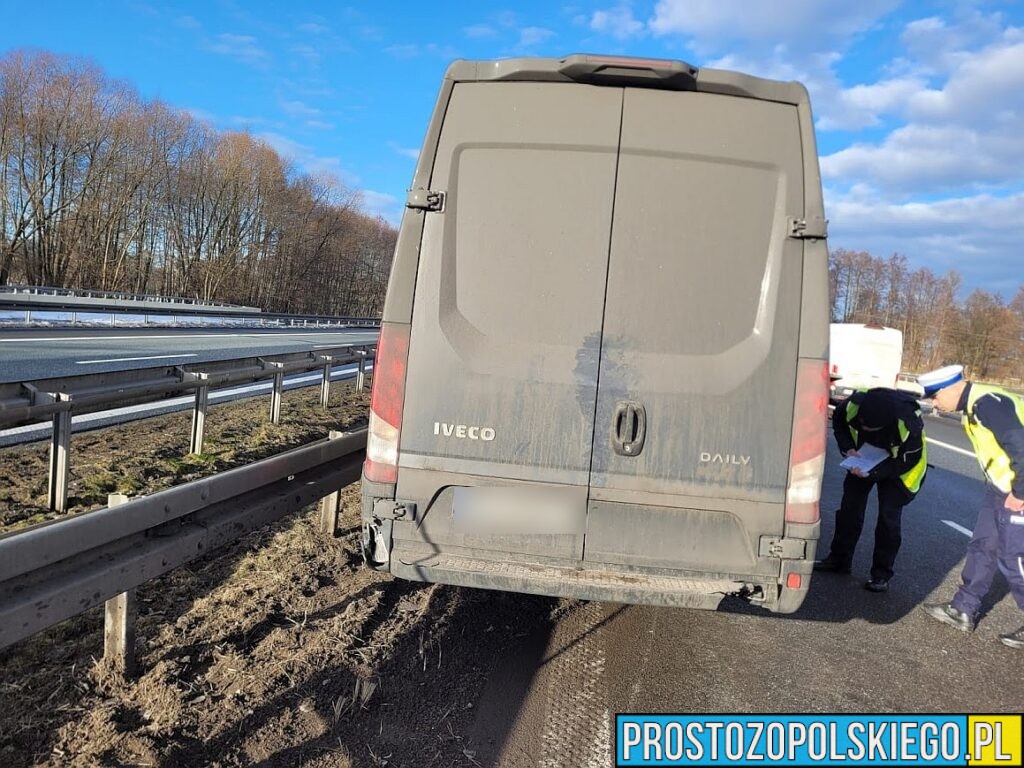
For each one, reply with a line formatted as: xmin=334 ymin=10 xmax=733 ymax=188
xmin=839 ymin=443 xmax=890 ymax=474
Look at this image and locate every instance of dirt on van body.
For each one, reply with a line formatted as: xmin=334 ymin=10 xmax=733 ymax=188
xmin=0 ymin=384 xmax=370 ymax=534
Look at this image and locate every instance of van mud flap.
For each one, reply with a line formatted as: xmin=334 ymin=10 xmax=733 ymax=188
xmin=390 ymin=552 xmax=745 ymax=610
xmin=361 ymin=518 xmax=392 ymax=570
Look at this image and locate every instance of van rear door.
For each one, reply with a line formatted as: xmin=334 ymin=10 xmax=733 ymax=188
xmin=585 ymin=88 xmax=806 ymax=576
xmin=396 ymin=81 xmax=622 ymax=560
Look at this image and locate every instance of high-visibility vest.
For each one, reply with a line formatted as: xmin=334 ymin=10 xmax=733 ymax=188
xmin=964 ymin=384 xmax=1024 ymax=494
xmin=845 ymin=391 xmax=928 ymax=495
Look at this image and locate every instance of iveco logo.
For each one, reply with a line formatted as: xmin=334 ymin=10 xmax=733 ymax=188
xmin=434 ymin=422 xmax=496 ymax=441
xmin=700 ymin=452 xmax=751 ymax=466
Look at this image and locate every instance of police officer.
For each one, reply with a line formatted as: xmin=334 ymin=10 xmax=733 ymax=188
xmin=815 ymin=387 xmax=928 ymax=592
xmin=921 ymin=365 xmax=1024 ymax=650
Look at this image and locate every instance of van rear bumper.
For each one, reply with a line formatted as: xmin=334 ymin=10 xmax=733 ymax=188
xmin=384 ymin=539 xmax=812 ymax=612
xmin=391 ymin=551 xmax=736 ymax=609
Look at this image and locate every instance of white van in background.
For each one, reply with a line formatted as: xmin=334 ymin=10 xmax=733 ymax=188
xmin=829 ymin=323 xmax=904 ymax=402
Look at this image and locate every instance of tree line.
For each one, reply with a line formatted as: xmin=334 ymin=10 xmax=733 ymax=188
xmin=0 ymin=50 xmax=396 ymax=316
xmin=3 ymin=50 xmax=1021 ymax=376
xmin=830 ymin=249 xmax=1023 ymax=384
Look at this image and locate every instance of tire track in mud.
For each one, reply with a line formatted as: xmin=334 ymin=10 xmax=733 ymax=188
xmin=538 ymin=602 xmax=612 ymax=768
xmin=476 ymin=601 xmax=616 ymax=767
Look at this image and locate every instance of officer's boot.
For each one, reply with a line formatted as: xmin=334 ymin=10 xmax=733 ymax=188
xmin=999 ymin=626 xmax=1024 ymax=649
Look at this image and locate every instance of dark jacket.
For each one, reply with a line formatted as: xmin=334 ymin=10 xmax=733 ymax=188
xmin=833 ymin=388 xmax=926 ymax=489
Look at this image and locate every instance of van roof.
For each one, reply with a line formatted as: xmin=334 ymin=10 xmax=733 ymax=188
xmin=443 ymin=54 xmax=811 ymax=106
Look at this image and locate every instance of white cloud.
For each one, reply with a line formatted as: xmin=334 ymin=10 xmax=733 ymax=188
xmin=496 ymin=11 xmax=518 ymax=29
xmin=206 ymin=33 xmax=270 ymax=68
xmin=387 ymin=141 xmax=419 ymax=161
xmin=230 ymin=115 xmax=268 ymax=127
xmin=256 ymin=132 xmax=356 ymax=186
xmin=822 ymin=122 xmax=1024 ymax=192
xmin=292 ymin=44 xmax=321 ymax=64
xmin=822 ymin=18 xmax=1024 ymax=192
xmin=305 ymin=120 xmax=336 ymax=131
xmin=591 ymin=3 xmax=645 ymax=40
xmin=279 ymin=98 xmax=321 ymax=119
xmin=906 ymin=31 xmax=1024 ymax=123
xmin=177 ymin=15 xmax=201 ymax=30
xmin=517 ymin=26 xmax=556 ymax=49
xmin=384 ymin=43 xmax=420 ymax=59
xmin=464 ymin=24 xmax=497 ymax=39
xmin=825 ymin=188 xmax=1024 ymax=296
xmin=298 ymin=22 xmax=330 ymax=35
xmin=648 ymin=0 xmax=899 ymax=55
xmin=818 ymin=75 xmax=927 ymax=131
xmin=814 ymin=12 xmax=1024 ymax=296
xmin=257 ymin=132 xmax=306 ymax=160
xmin=185 ymin=107 xmax=216 ymax=125
xmin=361 ymin=190 xmax=402 ymax=225
xmin=900 ymin=11 xmax=1008 ymax=75
xmin=384 ymin=42 xmax=459 ymax=59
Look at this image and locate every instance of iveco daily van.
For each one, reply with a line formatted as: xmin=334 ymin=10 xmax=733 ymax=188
xmin=360 ymin=55 xmax=830 ymax=613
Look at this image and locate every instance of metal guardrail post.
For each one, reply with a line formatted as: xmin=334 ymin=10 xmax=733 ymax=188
xmin=103 ymin=494 xmax=138 ymax=677
xmin=47 ymin=395 xmax=73 ymax=513
xmin=319 ymin=356 xmax=333 ymax=408
xmin=319 ymin=431 xmax=344 ymax=535
xmin=190 ymin=380 xmax=210 ymax=454
xmin=356 ymin=350 xmax=368 ymax=391
xmin=268 ymin=362 xmax=285 ymax=424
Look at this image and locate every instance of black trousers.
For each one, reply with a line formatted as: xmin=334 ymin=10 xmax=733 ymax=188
xmin=828 ymin=473 xmax=913 ymax=580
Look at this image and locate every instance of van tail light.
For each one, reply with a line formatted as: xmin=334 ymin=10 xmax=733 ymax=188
xmin=363 ymin=322 xmax=411 ymax=484
xmin=785 ymin=359 xmax=829 ymax=524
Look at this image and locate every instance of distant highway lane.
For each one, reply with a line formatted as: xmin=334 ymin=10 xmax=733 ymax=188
xmin=0 ymin=327 xmax=380 ymax=382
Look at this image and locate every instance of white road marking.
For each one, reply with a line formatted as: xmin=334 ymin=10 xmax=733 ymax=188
xmin=927 ymin=437 xmax=975 ymax=458
xmin=75 ymin=354 xmax=198 ymax=365
xmin=0 ymin=331 xmax=374 ymax=343
xmin=942 ymin=520 xmax=973 ymax=538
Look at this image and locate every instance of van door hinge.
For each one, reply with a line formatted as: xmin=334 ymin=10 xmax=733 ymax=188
xmin=759 ymin=536 xmax=806 ymax=559
xmin=406 ymin=188 xmax=445 ymax=212
xmin=787 ymin=215 xmax=828 ymax=239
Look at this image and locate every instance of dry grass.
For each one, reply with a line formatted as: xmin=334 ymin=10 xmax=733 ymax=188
xmin=0 ymin=383 xmax=370 ymax=533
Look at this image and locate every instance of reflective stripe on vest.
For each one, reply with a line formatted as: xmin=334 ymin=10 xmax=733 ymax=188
xmin=844 ymin=390 xmax=927 ymax=494
xmin=964 ymin=384 xmax=1024 ymax=494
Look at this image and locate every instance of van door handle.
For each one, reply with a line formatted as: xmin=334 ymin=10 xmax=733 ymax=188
xmin=611 ymin=400 xmax=646 ymax=457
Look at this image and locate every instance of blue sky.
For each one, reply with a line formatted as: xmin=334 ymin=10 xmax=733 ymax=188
xmin=2 ymin=1 xmax=1023 ymax=297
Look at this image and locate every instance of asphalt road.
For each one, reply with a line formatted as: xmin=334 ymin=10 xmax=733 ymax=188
xmin=0 ymin=327 xmax=379 ymax=382
xmin=462 ymin=412 xmax=1021 ymax=766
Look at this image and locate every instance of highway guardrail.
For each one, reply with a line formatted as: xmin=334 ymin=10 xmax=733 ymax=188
xmin=0 ymin=284 xmax=381 ymax=327
xmin=0 ymin=344 xmax=375 ymax=513
xmin=0 ymin=429 xmax=366 ymax=672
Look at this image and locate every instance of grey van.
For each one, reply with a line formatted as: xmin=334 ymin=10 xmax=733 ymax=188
xmin=361 ymin=55 xmax=830 ymax=614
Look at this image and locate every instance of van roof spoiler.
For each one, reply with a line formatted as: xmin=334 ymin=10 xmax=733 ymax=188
xmin=444 ymin=54 xmax=811 ymax=106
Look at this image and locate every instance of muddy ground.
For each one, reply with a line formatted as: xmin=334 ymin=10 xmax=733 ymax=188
xmin=0 ymin=383 xmax=371 ymax=533
xmin=0 ymin=483 xmax=570 ymax=767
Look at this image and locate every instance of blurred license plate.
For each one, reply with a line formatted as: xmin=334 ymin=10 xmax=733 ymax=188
xmin=452 ymin=487 xmax=577 ymax=535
